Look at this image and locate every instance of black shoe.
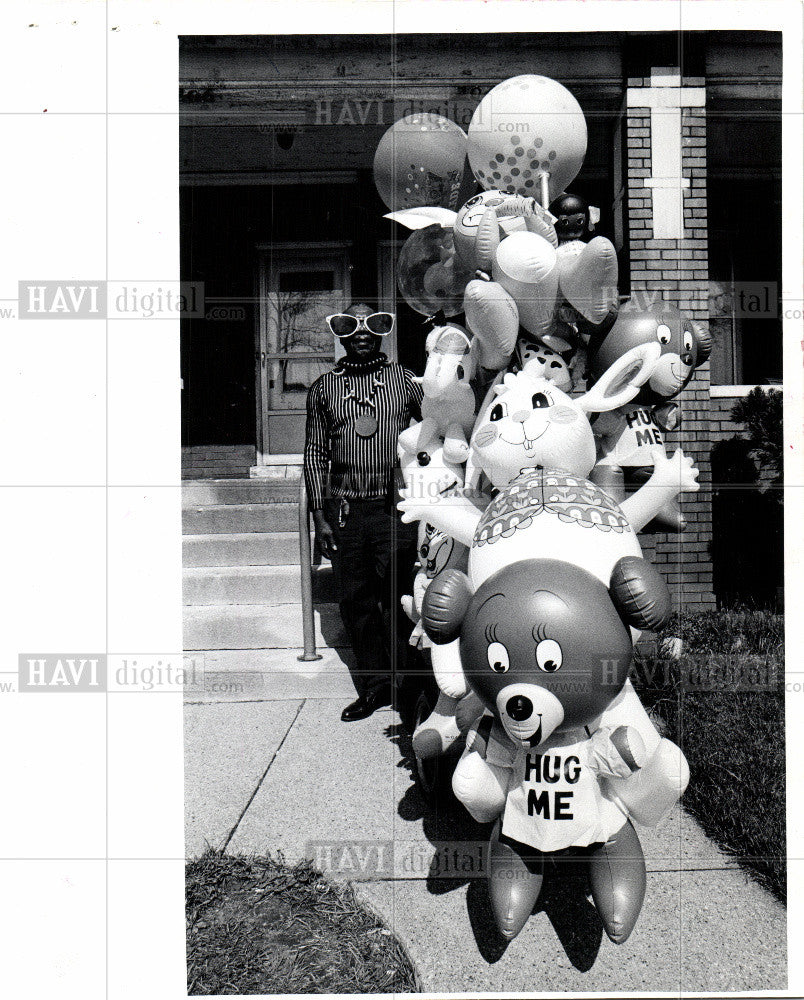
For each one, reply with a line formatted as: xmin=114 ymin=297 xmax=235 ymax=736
xmin=341 ymin=685 xmax=392 ymax=722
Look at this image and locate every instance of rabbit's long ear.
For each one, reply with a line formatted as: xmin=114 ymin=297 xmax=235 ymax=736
xmin=383 ymin=207 xmax=458 ymax=229
xmin=576 ymin=342 xmax=660 ymax=414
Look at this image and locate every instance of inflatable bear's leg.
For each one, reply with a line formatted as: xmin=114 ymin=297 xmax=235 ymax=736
xmin=588 ymin=819 xmax=646 ymax=944
xmin=413 ymin=689 xmax=486 ymax=760
xmin=454 ymin=690 xmax=485 ymax=735
xmin=412 ymin=690 xmax=461 ymax=759
xmin=488 ymin=821 xmax=544 ymax=941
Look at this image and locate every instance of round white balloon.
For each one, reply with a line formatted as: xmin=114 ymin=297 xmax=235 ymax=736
xmin=467 ymin=75 xmax=588 ymax=202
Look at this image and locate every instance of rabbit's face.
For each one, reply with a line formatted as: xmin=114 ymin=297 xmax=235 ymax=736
xmin=471 ymin=371 xmax=595 ymax=489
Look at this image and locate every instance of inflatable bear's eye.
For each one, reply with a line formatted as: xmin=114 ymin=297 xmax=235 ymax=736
xmin=656 ymin=324 xmax=672 ymax=345
xmin=536 ymin=639 xmax=562 ymax=672
xmin=456 ymin=364 xmax=465 ymax=380
xmin=465 ymin=194 xmax=481 ymax=208
xmin=532 ymin=392 xmax=550 ymax=409
xmin=487 ymin=642 xmax=510 ymax=673
xmin=489 ymin=402 xmax=507 ymax=422
xmin=683 ymin=330 xmax=694 ymax=353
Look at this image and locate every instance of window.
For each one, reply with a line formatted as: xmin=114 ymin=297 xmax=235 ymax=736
xmin=707 ymin=113 xmax=782 ymax=386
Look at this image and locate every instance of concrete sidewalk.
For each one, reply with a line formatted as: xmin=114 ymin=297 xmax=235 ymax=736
xmin=184 ymin=668 xmax=787 ymax=993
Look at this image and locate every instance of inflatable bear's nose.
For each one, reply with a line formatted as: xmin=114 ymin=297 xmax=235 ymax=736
xmin=681 ymin=351 xmax=694 ymax=366
xmin=506 ymin=695 xmax=532 ymax=721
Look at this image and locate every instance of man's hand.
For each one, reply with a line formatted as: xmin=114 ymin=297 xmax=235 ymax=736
xmin=312 ymin=510 xmax=337 ymax=559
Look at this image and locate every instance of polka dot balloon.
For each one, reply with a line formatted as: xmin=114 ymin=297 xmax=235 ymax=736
xmin=467 ymin=75 xmax=587 ymax=203
xmin=373 ymin=114 xmax=468 ymax=212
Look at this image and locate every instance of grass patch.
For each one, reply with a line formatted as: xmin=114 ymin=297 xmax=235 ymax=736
xmin=634 ymin=610 xmax=785 ymax=903
xmin=186 ymin=852 xmax=418 ymax=995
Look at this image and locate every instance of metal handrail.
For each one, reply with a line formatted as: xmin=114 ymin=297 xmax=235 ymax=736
xmin=297 ymin=479 xmax=323 ymax=662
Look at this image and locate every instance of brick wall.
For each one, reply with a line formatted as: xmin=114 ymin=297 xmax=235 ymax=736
xmin=626 ymin=72 xmax=715 ymax=610
xmin=181 ymin=445 xmax=256 ymax=479
xmin=709 ymin=396 xmax=746 ymax=443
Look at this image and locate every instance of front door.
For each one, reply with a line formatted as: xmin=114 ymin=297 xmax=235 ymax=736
xmin=255 ymin=243 xmax=351 ymax=462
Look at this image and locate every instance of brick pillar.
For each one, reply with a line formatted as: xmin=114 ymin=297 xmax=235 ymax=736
xmin=626 ymin=68 xmax=715 ymax=611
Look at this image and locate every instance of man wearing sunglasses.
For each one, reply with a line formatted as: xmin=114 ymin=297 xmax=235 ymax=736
xmin=304 ymin=302 xmax=423 ymax=721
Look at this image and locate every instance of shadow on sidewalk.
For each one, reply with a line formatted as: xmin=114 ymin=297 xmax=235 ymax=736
xmin=384 ymin=722 xmax=605 ymax=970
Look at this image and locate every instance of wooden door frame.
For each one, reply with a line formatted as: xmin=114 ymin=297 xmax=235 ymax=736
xmin=254 ymin=241 xmax=352 ymax=464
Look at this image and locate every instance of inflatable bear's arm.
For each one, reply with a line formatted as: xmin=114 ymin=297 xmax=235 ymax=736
xmin=452 ymin=717 xmax=511 ymax=824
xmin=621 ymin=447 xmax=699 ymax=533
xmin=587 ymin=726 xmax=646 ymax=779
xmin=652 ymin=401 xmax=681 ymax=434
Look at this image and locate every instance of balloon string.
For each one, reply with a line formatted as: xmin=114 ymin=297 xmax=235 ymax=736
xmin=539 ymin=172 xmax=550 ymax=210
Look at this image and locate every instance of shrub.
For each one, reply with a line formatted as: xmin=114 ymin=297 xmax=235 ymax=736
xmin=710 ymin=388 xmax=783 ymax=609
xmin=634 ymin=610 xmax=785 ymax=902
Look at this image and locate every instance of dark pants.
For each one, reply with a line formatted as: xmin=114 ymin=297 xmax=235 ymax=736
xmin=325 ymin=496 xmax=417 ymax=698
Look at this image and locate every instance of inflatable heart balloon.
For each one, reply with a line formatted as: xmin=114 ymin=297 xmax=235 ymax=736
xmin=373 ymin=113 xmax=468 ymax=212
xmin=463 ymin=279 xmax=520 ymax=371
xmin=492 ymin=230 xmax=558 ymax=340
xmin=556 ymin=236 xmax=619 ymax=325
xmin=397 ymin=225 xmax=471 ymax=317
xmin=467 ymin=75 xmax=588 ymax=203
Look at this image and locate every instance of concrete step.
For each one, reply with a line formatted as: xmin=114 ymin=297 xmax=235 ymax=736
xmin=182 ymin=646 xmax=357 ymax=703
xmin=183 ymin=602 xmax=347 ymax=650
xmin=182 ymin=531 xmax=316 ymax=567
xmin=182 ymin=479 xmax=301 ymax=507
xmin=183 ymin=503 xmax=302 ymax=535
xmin=183 ymin=564 xmax=337 ymax=606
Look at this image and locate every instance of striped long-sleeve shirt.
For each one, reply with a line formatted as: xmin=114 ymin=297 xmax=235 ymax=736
xmin=304 ymin=353 xmax=423 ymax=510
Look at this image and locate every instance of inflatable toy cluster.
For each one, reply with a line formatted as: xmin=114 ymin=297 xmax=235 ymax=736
xmin=372 ymin=75 xmax=710 ymax=946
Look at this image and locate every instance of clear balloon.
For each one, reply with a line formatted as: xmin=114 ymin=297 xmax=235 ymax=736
xmin=397 ymin=225 xmax=471 ymax=317
xmin=373 ymin=114 xmax=468 ymax=212
xmin=467 ymin=75 xmax=588 ymax=203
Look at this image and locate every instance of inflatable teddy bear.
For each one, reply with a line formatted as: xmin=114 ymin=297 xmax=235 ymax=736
xmin=397 ymin=431 xmax=475 ymax=755
xmin=421 ymin=555 xmax=673 ymax=943
xmin=399 ymin=349 xmax=693 ymax=819
xmin=587 ymin=301 xmax=712 ymax=532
